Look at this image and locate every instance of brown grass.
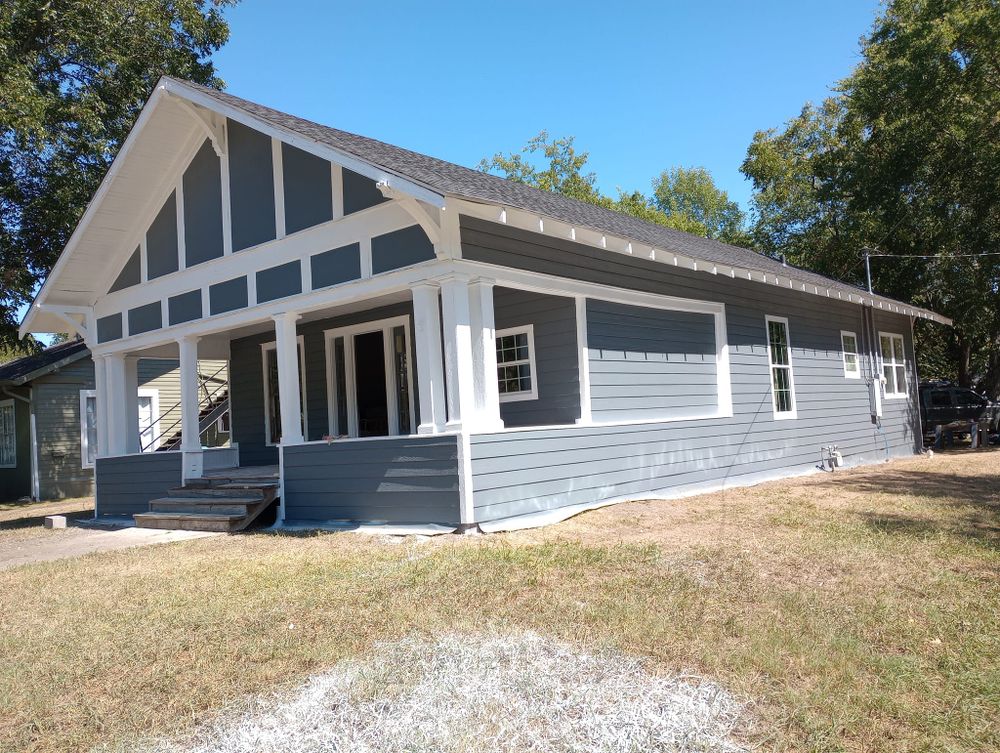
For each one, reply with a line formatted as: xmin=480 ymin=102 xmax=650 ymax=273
xmin=0 ymin=453 xmax=998 ymax=752
xmin=0 ymin=498 xmax=94 ymax=545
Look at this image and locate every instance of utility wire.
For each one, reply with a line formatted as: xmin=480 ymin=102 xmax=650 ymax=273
xmin=866 ymin=251 xmax=1000 ymax=259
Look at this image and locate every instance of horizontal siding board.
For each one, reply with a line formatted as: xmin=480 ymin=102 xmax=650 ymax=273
xmin=282 ymin=435 xmax=460 ymax=524
xmin=95 ymin=452 xmax=182 ymax=517
xmin=494 ymin=287 xmax=579 ymax=427
xmin=461 ymin=215 xmax=920 ymax=523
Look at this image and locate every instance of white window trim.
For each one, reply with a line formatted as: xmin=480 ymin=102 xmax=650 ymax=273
xmin=765 ymin=315 xmax=797 ymax=420
xmin=878 ymin=331 xmax=908 ymax=399
xmin=841 ymin=330 xmax=861 ymax=379
xmin=138 ymin=387 xmax=160 ymax=452
xmin=261 ymin=336 xmax=308 ymax=447
xmin=0 ymin=398 xmax=16 ymax=469
xmin=80 ymin=390 xmax=96 ymax=469
xmin=323 ymin=314 xmax=416 ymax=439
xmin=496 ymin=324 xmax=539 ymax=403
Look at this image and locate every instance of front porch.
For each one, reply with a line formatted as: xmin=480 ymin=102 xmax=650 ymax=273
xmin=92 ymin=275 xmax=516 ymax=530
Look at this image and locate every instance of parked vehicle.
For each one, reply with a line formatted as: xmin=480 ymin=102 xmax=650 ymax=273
xmin=919 ymin=381 xmax=992 ymax=439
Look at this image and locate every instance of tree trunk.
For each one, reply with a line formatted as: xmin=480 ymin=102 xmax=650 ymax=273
xmin=957 ymin=334 xmax=972 ymax=388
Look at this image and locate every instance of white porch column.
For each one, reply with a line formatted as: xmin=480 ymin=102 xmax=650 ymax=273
xmin=104 ymin=353 xmax=128 ymax=457
xmin=439 ymin=275 xmax=477 ymax=431
xmin=468 ymin=278 xmax=503 ymax=431
xmin=272 ymin=311 xmax=304 ymax=445
xmin=410 ymin=282 xmax=447 ymax=434
xmin=178 ymin=335 xmax=204 ymax=480
xmin=123 ymin=356 xmax=140 ymax=453
xmin=93 ymin=354 xmax=109 ymax=458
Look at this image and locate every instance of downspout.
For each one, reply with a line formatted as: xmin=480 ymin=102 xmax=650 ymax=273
xmin=2 ymin=387 xmax=38 ymax=500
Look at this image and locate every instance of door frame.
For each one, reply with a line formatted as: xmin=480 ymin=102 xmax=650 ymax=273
xmin=323 ymin=314 xmax=415 ymax=439
xmin=261 ymin=336 xmax=308 ymax=447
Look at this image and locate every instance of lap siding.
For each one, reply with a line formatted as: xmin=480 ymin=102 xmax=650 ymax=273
xmin=461 ymin=215 xmax=921 ymax=524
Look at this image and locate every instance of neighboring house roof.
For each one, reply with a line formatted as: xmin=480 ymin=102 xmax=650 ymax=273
xmin=0 ymin=340 xmax=89 ymax=386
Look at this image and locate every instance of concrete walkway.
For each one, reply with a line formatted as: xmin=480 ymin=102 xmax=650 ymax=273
xmin=0 ymin=526 xmax=219 ymax=571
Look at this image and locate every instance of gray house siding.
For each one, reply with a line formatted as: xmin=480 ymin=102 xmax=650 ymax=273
xmin=0 ymin=390 xmax=31 ymax=501
xmin=228 ymin=119 xmax=277 ymax=252
xmin=146 ymin=191 xmax=179 ymax=279
xmin=282 ymin=435 xmax=460 ymax=525
xmin=183 ymin=139 xmax=225 ymax=267
xmin=461 ymin=215 xmax=920 ymax=523
xmin=493 ymin=287 xmax=580 ymax=427
xmin=229 ymin=302 xmax=419 ymax=467
xmin=587 ymin=299 xmax=718 ymax=422
xmin=33 ymin=358 xmax=96 ymax=500
xmin=95 ymin=452 xmax=182 ymax=517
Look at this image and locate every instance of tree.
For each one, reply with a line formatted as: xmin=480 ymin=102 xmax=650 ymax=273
xmin=742 ymin=0 xmax=1000 ymax=396
xmin=481 ymin=132 xmax=747 ymax=242
xmin=652 ymin=166 xmax=747 ymax=245
xmin=0 ymin=0 xmax=238 ymax=350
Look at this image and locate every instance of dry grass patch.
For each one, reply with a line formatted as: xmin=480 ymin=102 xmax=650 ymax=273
xmin=1 ymin=452 xmax=998 ymax=752
xmin=0 ymin=498 xmax=94 ymax=546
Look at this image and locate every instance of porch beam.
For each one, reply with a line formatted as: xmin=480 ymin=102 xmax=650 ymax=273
xmin=410 ymin=283 xmax=447 ymax=434
xmin=272 ymin=311 xmax=304 ymax=445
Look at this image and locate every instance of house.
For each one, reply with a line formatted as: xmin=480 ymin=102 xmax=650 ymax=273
xmin=0 ymin=340 xmax=229 ymax=502
xmin=17 ymin=77 xmax=949 ymax=531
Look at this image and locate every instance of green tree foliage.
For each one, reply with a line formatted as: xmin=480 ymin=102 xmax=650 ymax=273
xmin=743 ymin=0 xmax=1000 ymax=395
xmin=0 ymin=0 xmax=237 ymax=350
xmin=652 ymin=167 xmax=748 ymax=245
xmin=480 ymin=132 xmax=746 ymax=244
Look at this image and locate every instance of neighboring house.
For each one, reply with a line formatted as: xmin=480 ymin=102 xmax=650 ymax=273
xmin=18 ymin=77 xmax=950 ymax=530
xmin=0 ymin=340 xmax=228 ymax=501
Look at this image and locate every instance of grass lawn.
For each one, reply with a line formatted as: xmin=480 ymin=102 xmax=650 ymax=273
xmin=0 ymin=451 xmax=997 ymax=752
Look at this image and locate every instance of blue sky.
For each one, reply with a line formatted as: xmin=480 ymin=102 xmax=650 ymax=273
xmin=214 ymin=0 xmax=881 ymax=212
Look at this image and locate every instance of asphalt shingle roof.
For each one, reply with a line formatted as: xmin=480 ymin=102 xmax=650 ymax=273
xmin=0 ymin=339 xmax=88 ymax=385
xmin=168 ymin=78 xmax=947 ymax=323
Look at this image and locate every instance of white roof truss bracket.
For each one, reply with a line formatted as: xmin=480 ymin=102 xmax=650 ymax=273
xmin=376 ymin=181 xmax=443 ymax=248
xmin=32 ymin=305 xmax=92 ymax=342
xmin=165 ymin=91 xmax=227 ymax=157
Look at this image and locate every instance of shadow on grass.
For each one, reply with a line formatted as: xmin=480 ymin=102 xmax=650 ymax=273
xmin=816 ymin=450 xmax=1000 ymax=548
xmin=0 ymin=509 xmax=94 ymax=532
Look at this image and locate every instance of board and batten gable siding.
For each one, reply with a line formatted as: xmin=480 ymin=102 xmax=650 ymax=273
xmin=229 ymin=302 xmax=419 ymax=467
xmin=95 ymin=451 xmax=182 ymax=517
xmin=0 ymin=388 xmax=31 ymax=501
xmin=282 ymin=435 xmax=460 ymax=525
xmin=460 ymin=215 xmax=920 ymax=523
xmin=586 ymin=299 xmax=718 ymax=422
xmin=492 ymin=287 xmax=580 ymax=427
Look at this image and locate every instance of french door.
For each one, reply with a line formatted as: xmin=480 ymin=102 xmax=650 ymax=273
xmin=325 ymin=315 xmax=414 ymax=438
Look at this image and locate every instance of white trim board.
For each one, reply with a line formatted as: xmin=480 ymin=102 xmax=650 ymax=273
xmin=453 ymin=198 xmax=950 ymax=325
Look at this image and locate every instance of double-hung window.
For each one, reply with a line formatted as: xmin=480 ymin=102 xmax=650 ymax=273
xmin=880 ymin=332 xmax=907 ymax=398
xmin=765 ymin=316 xmax=796 ymax=418
xmin=841 ymin=331 xmax=861 ymax=379
xmin=496 ymin=325 xmax=538 ymax=402
xmin=0 ymin=399 xmax=15 ymax=468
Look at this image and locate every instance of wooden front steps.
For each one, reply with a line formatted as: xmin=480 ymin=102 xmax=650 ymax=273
xmin=134 ymin=472 xmax=279 ymax=532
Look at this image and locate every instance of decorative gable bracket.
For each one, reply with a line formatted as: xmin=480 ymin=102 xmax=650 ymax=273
xmin=165 ymin=91 xmax=227 ymax=157
xmin=376 ymin=181 xmax=446 ymax=257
